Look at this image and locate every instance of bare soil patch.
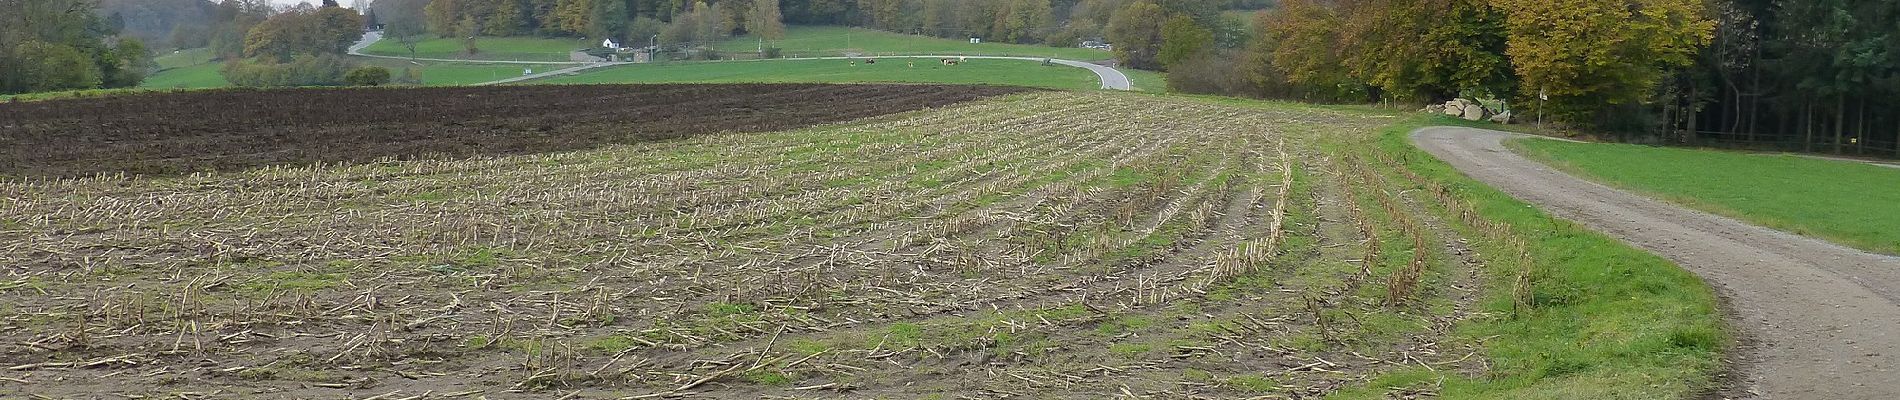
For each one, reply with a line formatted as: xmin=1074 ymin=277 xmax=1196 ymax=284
xmin=0 ymin=84 xmax=1027 ymax=178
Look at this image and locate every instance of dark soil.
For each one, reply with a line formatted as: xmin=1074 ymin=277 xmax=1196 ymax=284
xmin=0 ymin=84 xmax=1028 ymax=178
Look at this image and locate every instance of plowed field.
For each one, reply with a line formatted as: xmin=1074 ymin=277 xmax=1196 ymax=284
xmin=0 ymin=84 xmax=1026 ymax=178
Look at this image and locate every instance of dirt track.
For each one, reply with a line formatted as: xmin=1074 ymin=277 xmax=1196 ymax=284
xmin=1412 ymin=127 xmax=1900 ymax=399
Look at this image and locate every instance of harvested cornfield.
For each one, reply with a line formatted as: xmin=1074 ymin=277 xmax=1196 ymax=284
xmin=1 ymin=88 xmax=1505 ymax=399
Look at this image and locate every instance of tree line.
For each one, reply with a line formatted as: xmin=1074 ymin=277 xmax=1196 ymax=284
xmin=1677 ymin=0 xmax=1898 ymax=156
xmin=1 ymin=0 xmax=154 ymax=94
xmin=369 ymin=0 xmax=1263 ymax=51
xmin=1149 ymin=0 xmax=1897 ymax=156
xmin=195 ymin=0 xmax=381 ymax=87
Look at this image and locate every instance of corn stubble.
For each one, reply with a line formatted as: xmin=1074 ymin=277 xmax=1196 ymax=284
xmin=1 ymin=89 xmax=1519 ymax=398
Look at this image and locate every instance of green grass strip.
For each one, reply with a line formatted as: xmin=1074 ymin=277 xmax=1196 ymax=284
xmin=1514 ymin=139 xmax=1900 ymax=255
xmin=1327 ymin=115 xmax=1725 ymax=399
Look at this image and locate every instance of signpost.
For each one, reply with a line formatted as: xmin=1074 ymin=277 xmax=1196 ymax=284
xmin=1537 ymin=88 xmax=1547 ymax=128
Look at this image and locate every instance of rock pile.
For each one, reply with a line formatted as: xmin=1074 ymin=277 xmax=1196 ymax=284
xmin=1421 ymin=98 xmax=1510 ymax=123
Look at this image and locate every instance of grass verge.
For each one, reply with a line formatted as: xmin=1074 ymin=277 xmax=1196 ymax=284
xmin=1326 ymin=115 xmax=1726 ymax=399
xmin=1513 ymin=139 xmax=1900 ymax=255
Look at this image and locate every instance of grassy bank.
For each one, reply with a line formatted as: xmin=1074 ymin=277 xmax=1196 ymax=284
xmin=530 ymin=58 xmax=1100 ymax=90
xmin=1514 ymin=139 xmax=1900 ymax=255
xmin=1329 ymin=115 xmax=1725 ymax=398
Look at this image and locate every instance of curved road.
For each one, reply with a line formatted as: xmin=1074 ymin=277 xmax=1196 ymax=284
xmin=1413 ymin=126 xmax=1900 ymax=399
xmin=348 ymin=32 xmax=1131 ymax=90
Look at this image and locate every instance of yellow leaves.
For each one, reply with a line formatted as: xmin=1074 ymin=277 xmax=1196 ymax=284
xmin=1493 ymin=0 xmax=1713 ymax=105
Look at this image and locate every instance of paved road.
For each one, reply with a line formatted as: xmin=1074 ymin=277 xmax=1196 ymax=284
xmin=1412 ymin=126 xmax=1900 ymax=399
xmin=347 ymin=32 xmax=1133 ymax=90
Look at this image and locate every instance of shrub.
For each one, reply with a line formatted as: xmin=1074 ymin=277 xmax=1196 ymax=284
xmin=1165 ymin=51 xmax=1251 ymax=96
xmin=345 ymin=66 xmax=392 ymax=86
xmin=220 ymin=54 xmax=354 ymax=87
xmin=8 ymin=41 xmax=102 ymax=93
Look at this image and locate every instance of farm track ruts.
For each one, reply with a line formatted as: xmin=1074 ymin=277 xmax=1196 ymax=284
xmin=0 ymin=84 xmax=1027 ymax=178
xmin=1 ymin=90 xmax=1503 ymax=399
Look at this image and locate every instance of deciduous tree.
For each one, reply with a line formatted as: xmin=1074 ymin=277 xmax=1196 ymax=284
xmin=1489 ymin=0 xmax=1713 ymax=126
xmin=1158 ymin=14 xmax=1208 ymax=68
xmin=1336 ymin=0 xmax=1510 ymax=101
xmin=745 ymin=0 xmax=785 ymax=39
xmin=1105 ymin=0 xmax=1164 ymax=69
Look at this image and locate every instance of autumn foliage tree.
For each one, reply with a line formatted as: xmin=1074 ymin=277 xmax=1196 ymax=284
xmin=1489 ymin=0 xmax=1713 ymax=127
xmin=1335 ymin=0 xmax=1511 ymax=102
xmin=243 ymin=3 xmax=364 ymax=61
xmin=745 ymin=0 xmax=786 ymax=40
xmin=1258 ymin=0 xmax=1362 ymax=100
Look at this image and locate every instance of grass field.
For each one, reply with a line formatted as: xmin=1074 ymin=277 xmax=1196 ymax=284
xmin=135 ymin=47 xmax=564 ymax=89
xmin=141 ymin=48 xmax=227 ymax=89
xmin=0 ymin=87 xmax=1721 ymax=398
xmin=711 ymin=25 xmax=1114 ymax=60
xmin=139 ymin=62 xmax=226 ymax=89
xmin=357 ymin=36 xmax=585 ymax=62
xmin=154 ymin=47 xmax=214 ymax=69
xmin=355 ymin=58 xmax=563 ymax=86
xmin=1515 ymin=139 xmax=1900 ymax=255
xmin=360 ymin=27 xmax=1113 ymax=61
xmin=1123 ymin=68 xmax=1168 ymax=92
xmin=533 ymin=58 xmax=1101 ymax=90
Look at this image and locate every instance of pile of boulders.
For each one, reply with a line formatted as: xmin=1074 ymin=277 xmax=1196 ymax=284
xmin=1422 ymin=98 xmax=1512 ymax=124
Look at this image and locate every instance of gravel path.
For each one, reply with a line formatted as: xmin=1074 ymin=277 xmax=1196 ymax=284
xmin=1412 ymin=126 xmax=1900 ymax=399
